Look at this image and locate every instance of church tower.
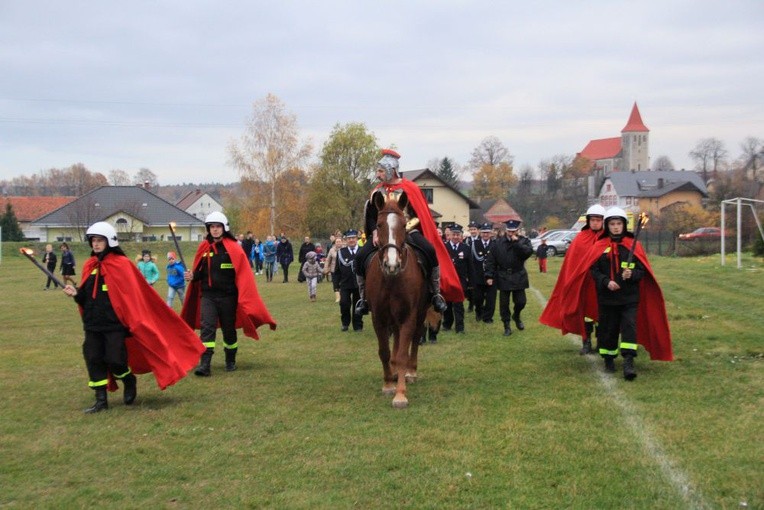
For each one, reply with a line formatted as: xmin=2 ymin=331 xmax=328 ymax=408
xmin=620 ymin=102 xmax=650 ymax=171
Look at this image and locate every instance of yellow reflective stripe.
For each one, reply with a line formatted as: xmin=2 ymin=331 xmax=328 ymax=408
xmin=599 ymin=348 xmax=619 ymax=356
xmin=91 ymin=268 xmax=98 ymax=275
xmin=604 ymin=247 xmax=611 ymax=253
xmin=202 ymin=252 xmax=214 ymax=257
xmin=101 ymin=285 xmax=108 ymax=291
xmin=220 ymin=263 xmax=234 ymax=269
xmin=584 ymin=317 xmax=595 ymax=323
xmin=620 ymin=262 xmax=635 ymax=269
xmin=202 ymin=341 xmax=216 ymax=348
xmin=620 ymin=342 xmax=638 ymax=351
xmin=89 ymin=379 xmax=108 ymax=388
xmin=224 ymin=343 xmax=238 ymax=350
xmin=115 ymin=369 xmax=132 ymax=379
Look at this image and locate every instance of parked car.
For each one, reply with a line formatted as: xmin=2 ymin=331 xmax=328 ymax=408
xmin=678 ymin=227 xmax=722 ymax=240
xmin=532 ymin=230 xmax=578 ymax=256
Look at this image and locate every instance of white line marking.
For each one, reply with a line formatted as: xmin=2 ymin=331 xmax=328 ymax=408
xmin=530 ymin=286 xmax=710 ymax=510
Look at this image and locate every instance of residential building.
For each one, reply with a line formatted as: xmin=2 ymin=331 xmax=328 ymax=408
xmin=401 ymin=170 xmax=481 ymax=229
xmin=1 ymin=196 xmax=76 ymax=240
xmin=176 ymin=189 xmax=223 ymax=221
xmin=598 ymin=170 xmax=708 ymax=216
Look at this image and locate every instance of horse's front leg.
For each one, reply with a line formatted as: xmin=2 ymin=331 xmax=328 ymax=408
xmin=392 ymin=324 xmax=416 ymax=408
xmin=406 ymin=320 xmax=426 ymax=384
xmin=375 ymin=326 xmax=395 ymax=396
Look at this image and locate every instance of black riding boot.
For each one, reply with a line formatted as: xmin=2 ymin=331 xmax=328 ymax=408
xmin=429 ymin=266 xmax=448 ymax=313
xmin=84 ymin=387 xmax=108 ymax=414
xmin=194 ymin=348 xmax=214 ymax=377
xmin=355 ymin=275 xmax=369 ymax=315
xmin=623 ymin=354 xmax=637 ymax=381
xmin=225 ymin=348 xmax=237 ymax=372
xmin=122 ymin=373 xmax=137 ymax=405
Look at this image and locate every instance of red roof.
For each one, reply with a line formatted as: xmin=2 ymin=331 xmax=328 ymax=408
xmin=621 ymin=102 xmax=649 ymax=132
xmin=484 ymin=198 xmax=522 ymax=223
xmin=1 ymin=196 xmax=76 ymax=222
xmin=578 ymin=137 xmax=622 ymax=161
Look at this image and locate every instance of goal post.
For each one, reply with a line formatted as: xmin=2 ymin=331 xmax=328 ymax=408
xmin=721 ymin=197 xmax=764 ymax=268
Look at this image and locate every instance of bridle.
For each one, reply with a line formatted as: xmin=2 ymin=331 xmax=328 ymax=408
xmin=376 ymin=208 xmax=410 ymax=273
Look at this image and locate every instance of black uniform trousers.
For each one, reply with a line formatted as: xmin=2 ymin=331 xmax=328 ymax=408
xmin=498 ymin=289 xmax=526 ymax=325
xmin=200 ymin=293 xmax=238 ymax=350
xmin=474 ymin=283 xmax=497 ymax=321
xmin=597 ymin=302 xmax=638 ymax=357
xmin=83 ymin=329 xmax=130 ymax=387
xmin=443 ymin=301 xmax=465 ymax=332
xmin=339 ymin=287 xmax=362 ymax=330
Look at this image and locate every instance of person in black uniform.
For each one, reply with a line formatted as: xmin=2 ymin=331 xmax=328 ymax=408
xmin=334 ymin=229 xmax=363 ymax=332
xmin=484 ymin=219 xmax=533 ymax=336
xmin=471 ymin=223 xmax=497 ymax=323
xmin=463 ymin=221 xmax=480 ymax=312
xmin=442 ymin=224 xmax=471 ymax=334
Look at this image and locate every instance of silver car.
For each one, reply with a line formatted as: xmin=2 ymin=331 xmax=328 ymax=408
xmin=531 ymin=230 xmax=578 ymax=256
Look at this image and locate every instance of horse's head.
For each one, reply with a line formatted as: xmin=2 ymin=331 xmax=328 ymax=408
xmin=373 ymin=190 xmax=410 ymax=276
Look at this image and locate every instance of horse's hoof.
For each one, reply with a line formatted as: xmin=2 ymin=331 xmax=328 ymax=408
xmin=392 ymin=396 xmax=409 ymax=409
xmin=405 ymin=373 xmax=417 ymax=383
xmin=382 ymin=386 xmax=396 ymax=396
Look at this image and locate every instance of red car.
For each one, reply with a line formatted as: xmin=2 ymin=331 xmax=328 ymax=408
xmin=678 ymin=227 xmax=722 ymax=240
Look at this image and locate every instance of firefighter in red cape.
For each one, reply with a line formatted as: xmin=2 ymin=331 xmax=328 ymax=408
xmin=539 ymin=204 xmax=606 ymax=354
xmin=182 ymin=211 xmax=276 ymax=377
xmin=562 ymin=207 xmax=673 ymax=380
xmin=62 ymin=222 xmax=206 ymax=413
xmin=354 ymin=149 xmax=464 ymax=316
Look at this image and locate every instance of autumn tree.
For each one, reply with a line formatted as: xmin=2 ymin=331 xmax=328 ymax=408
xmin=228 ymin=94 xmax=312 ymax=235
xmin=689 ymin=138 xmax=728 ymax=184
xmin=469 ymin=137 xmax=516 ymax=201
xmin=0 ymin=203 xmax=25 ymax=241
xmin=306 ymin=123 xmax=378 ymax=236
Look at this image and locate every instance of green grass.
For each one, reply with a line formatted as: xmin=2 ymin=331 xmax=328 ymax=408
xmin=1 ymin=243 xmax=762 ymax=509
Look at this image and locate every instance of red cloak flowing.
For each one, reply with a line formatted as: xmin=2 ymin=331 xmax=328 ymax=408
xmin=80 ymin=254 xmax=206 ymax=390
xmin=562 ymin=236 xmax=673 ymax=361
xmin=374 ymin=179 xmax=465 ymax=302
xmin=539 ymin=228 xmax=600 ymax=334
xmin=181 ymin=237 xmax=277 ymax=339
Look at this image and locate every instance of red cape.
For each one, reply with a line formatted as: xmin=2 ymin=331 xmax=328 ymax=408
xmin=539 ymin=228 xmax=600 ymax=333
xmin=562 ymin=236 xmax=673 ymax=361
xmin=374 ymin=179 xmax=464 ymax=302
xmin=181 ymin=237 xmax=277 ymax=339
xmin=80 ymin=254 xmax=206 ymax=390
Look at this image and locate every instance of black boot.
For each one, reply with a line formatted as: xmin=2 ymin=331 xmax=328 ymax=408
xmin=503 ymin=321 xmax=512 ymax=336
xmin=623 ymin=354 xmax=637 ymax=381
xmin=512 ymin=312 xmax=525 ymax=330
xmin=194 ymin=349 xmax=213 ymax=377
xmin=225 ymin=348 xmax=237 ymax=372
xmin=122 ymin=373 xmax=137 ymax=405
xmin=429 ymin=266 xmax=448 ymax=313
xmin=84 ymin=387 xmax=108 ymax=414
xmin=603 ymin=356 xmax=616 ymax=373
xmin=355 ymin=275 xmax=369 ymax=315
xmin=579 ymin=338 xmax=593 ymax=355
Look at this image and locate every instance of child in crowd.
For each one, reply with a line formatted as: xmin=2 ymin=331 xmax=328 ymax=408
xmin=137 ymin=250 xmax=159 ymax=286
xmin=165 ymin=251 xmax=186 ymax=308
xmin=43 ymin=244 xmax=59 ymax=289
xmin=60 ymin=242 xmax=76 ymax=287
xmin=536 ymin=238 xmax=549 ymax=273
xmin=301 ymin=251 xmax=322 ymax=302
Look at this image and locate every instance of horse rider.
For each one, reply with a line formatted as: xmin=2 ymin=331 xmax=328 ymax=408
xmin=354 ymin=149 xmax=464 ymax=316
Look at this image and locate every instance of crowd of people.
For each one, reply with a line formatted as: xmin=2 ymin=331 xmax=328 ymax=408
xmin=45 ymin=148 xmax=671 ymax=414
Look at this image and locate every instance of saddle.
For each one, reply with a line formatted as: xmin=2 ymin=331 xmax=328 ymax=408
xmin=364 ymin=239 xmax=430 ymax=277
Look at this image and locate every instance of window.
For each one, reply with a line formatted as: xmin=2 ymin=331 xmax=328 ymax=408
xmin=606 ymin=184 xmax=611 ymax=192
xmin=421 ymin=188 xmax=433 ymax=204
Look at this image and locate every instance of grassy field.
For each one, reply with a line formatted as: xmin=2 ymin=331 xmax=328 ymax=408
xmin=1 ymin=242 xmax=762 ymax=509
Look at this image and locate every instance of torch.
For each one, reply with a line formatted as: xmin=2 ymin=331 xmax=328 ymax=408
xmin=621 ymin=212 xmax=649 ymax=272
xmin=20 ymin=248 xmax=66 ymax=288
xmin=168 ymin=222 xmax=188 ymax=268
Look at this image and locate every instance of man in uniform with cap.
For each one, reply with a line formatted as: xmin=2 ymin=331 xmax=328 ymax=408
xmin=484 ymin=219 xmax=533 ymax=336
xmin=354 ymin=149 xmax=463 ymax=316
xmin=471 ymin=222 xmax=497 ymax=323
xmin=442 ymin=223 xmax=471 ymax=334
xmin=334 ymin=229 xmax=363 ymax=332
xmin=463 ymin=221 xmax=480 ymax=312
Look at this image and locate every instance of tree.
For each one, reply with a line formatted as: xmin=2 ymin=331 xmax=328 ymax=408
xmin=652 ymin=155 xmax=675 ymax=171
xmin=109 ymin=169 xmax=132 ymax=186
xmin=435 ymin=157 xmax=461 ymax=188
xmin=739 ymin=136 xmax=763 ymax=182
xmin=468 ymin=136 xmax=513 ymax=170
xmin=306 ymin=123 xmax=379 ymax=236
xmin=228 ymin=93 xmax=312 ymax=235
xmin=0 ymin=203 xmax=25 ymax=241
xmin=689 ymin=138 xmax=728 ymax=184
xmin=134 ymin=168 xmax=158 ymax=188
xmin=471 ymin=162 xmax=516 ymax=201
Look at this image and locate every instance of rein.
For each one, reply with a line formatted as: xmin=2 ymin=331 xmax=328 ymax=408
xmin=377 ymin=242 xmax=410 ymax=273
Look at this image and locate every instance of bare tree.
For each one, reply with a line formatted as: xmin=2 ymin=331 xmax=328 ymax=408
xmin=109 ymin=169 xmax=132 ymax=186
xmin=468 ymin=136 xmax=513 ymax=171
xmin=228 ymin=93 xmax=312 ymax=235
xmin=652 ymin=155 xmax=675 ymax=171
xmin=689 ymin=138 xmax=728 ymax=184
xmin=134 ymin=168 xmax=158 ymax=188
xmin=740 ymin=136 xmax=763 ymax=181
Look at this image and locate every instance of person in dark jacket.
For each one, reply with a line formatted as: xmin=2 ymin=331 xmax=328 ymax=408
xmin=442 ymin=224 xmax=471 ymax=334
xmin=536 ymin=238 xmax=550 ymax=273
xmin=333 ymin=229 xmax=363 ymax=332
xmin=43 ymin=244 xmax=59 ymax=289
xmin=471 ymin=223 xmax=497 ymax=323
xmin=241 ymin=231 xmax=255 ymax=269
xmin=60 ymin=242 xmax=76 ymax=287
xmin=297 ymin=236 xmax=316 ymax=283
xmin=276 ymin=235 xmax=294 ymax=283
xmin=484 ymin=220 xmax=534 ymax=336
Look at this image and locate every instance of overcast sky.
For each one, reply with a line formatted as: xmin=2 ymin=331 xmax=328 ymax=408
xmin=1 ymin=1 xmax=762 ymax=185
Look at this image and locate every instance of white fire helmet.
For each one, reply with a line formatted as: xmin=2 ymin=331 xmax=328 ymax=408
xmin=86 ymin=222 xmax=119 ymax=247
xmin=204 ymin=211 xmax=230 ymax=232
xmin=604 ymin=207 xmax=628 ymax=225
xmin=585 ymin=204 xmax=606 ymax=218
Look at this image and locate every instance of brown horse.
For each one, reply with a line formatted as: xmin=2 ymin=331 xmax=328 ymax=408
xmin=365 ymin=190 xmax=430 ymax=408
